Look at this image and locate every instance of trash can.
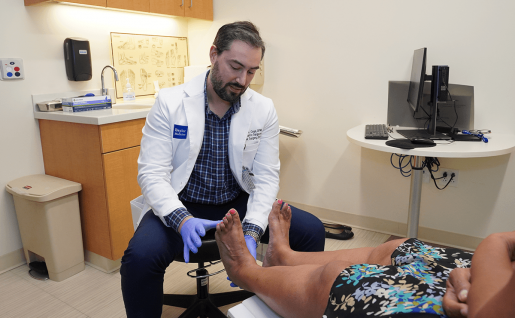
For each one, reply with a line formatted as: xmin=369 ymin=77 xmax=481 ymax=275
xmin=6 ymin=174 xmax=85 ymax=282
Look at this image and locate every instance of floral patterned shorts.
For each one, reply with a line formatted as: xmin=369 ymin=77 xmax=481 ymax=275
xmin=323 ymin=238 xmax=473 ymax=318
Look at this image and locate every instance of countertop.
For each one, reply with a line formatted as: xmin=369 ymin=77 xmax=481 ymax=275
xmin=34 ymin=100 xmax=154 ymax=125
xmin=32 ymin=89 xmax=155 ymax=125
xmin=32 ymin=90 xmax=154 ymax=125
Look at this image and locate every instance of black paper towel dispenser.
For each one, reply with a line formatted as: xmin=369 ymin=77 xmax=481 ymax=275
xmin=64 ymin=38 xmax=92 ymax=81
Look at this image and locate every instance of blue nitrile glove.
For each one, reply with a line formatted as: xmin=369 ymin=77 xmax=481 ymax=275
xmin=180 ymin=218 xmax=220 ymax=263
xmin=228 ymin=235 xmax=258 ymax=287
xmin=245 ymin=235 xmax=258 ymax=259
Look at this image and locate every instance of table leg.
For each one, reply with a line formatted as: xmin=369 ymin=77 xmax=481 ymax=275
xmin=407 ymin=156 xmax=424 ymax=238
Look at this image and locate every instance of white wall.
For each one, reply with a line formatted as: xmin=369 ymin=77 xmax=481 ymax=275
xmin=0 ymin=0 xmax=188 ymax=259
xmin=2 ymin=0 xmax=515 ymax=261
xmin=189 ymin=0 xmax=515 ymax=240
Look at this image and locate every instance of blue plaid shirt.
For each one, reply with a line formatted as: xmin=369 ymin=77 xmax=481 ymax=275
xmin=164 ymin=72 xmax=264 ymax=240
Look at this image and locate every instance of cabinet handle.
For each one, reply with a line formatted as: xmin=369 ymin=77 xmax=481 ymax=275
xmin=189 ymin=0 xmax=192 ymax=8
xmin=180 ymin=0 xmax=183 ymax=7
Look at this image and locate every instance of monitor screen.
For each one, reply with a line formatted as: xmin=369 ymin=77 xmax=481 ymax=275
xmin=407 ymin=48 xmax=426 ymax=112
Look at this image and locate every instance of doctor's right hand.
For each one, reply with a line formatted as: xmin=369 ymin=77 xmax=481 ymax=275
xmin=180 ymin=217 xmax=220 ymax=263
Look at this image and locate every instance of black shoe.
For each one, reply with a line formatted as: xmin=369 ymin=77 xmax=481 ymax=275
xmin=325 ymin=230 xmax=354 ymax=240
xmin=323 ymin=223 xmax=352 ymax=231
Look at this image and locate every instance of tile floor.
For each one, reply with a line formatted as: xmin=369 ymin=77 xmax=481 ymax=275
xmin=0 ymin=228 xmax=390 ymax=318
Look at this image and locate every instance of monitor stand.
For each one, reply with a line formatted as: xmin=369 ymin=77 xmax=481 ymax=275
xmin=396 ymin=129 xmax=452 ymax=140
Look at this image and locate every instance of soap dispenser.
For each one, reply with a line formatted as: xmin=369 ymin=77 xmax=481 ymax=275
xmin=123 ymin=78 xmax=136 ymax=101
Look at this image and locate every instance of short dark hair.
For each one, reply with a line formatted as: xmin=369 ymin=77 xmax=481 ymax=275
xmin=213 ymin=21 xmax=265 ymax=59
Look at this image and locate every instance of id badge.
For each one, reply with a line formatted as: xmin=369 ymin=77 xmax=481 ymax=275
xmin=242 ymin=166 xmax=256 ymax=190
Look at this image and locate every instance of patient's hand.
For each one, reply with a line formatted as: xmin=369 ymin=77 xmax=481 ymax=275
xmin=443 ymin=268 xmax=471 ymax=317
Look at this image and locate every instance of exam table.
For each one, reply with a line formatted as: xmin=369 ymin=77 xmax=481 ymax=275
xmin=227 ymin=295 xmax=282 ymax=318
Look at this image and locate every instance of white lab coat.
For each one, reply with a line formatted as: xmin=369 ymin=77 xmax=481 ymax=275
xmin=136 ymin=70 xmax=280 ymax=232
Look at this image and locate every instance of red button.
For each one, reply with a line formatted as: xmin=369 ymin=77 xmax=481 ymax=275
xmin=14 ymin=67 xmax=20 ymax=71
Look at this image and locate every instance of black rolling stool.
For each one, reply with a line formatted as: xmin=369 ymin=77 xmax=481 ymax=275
xmin=163 ymin=229 xmax=254 ymax=318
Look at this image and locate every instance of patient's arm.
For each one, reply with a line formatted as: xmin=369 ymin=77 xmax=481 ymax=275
xmin=467 ymin=231 xmax=515 ymax=318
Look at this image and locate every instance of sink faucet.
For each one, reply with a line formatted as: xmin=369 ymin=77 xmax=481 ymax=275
xmin=101 ymin=65 xmax=119 ymax=96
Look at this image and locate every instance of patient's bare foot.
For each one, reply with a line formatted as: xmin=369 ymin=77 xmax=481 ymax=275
xmin=215 ymin=209 xmax=259 ymax=290
xmin=263 ymin=200 xmax=293 ymax=267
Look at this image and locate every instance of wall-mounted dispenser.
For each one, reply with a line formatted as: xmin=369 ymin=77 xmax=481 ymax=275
xmin=64 ymin=38 xmax=92 ymax=81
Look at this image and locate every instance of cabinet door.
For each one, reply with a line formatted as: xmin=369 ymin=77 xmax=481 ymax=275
xmin=184 ymin=0 xmax=212 ymax=20
xmin=103 ymin=146 xmax=142 ymax=260
xmin=25 ymin=0 xmax=106 ymax=6
xmin=64 ymin=0 xmax=106 ymax=6
xmin=150 ymin=0 xmax=184 ymax=16
xmin=107 ymin=0 xmax=149 ymax=12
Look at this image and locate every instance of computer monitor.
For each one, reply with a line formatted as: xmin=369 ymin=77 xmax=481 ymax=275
xmin=397 ymin=48 xmax=451 ymax=140
xmin=407 ymin=48 xmax=426 ymax=113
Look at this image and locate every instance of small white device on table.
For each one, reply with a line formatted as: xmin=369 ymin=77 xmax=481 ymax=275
xmin=347 ymin=124 xmax=515 ymax=238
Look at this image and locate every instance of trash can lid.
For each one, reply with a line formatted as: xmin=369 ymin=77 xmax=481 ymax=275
xmin=5 ymin=174 xmax=82 ymax=202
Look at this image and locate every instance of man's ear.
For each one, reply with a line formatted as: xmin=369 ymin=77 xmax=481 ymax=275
xmin=209 ymin=45 xmax=218 ymax=64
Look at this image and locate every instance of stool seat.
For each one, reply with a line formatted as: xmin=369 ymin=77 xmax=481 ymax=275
xmin=164 ymin=229 xmax=254 ymax=318
xmin=174 ymin=229 xmax=220 ymax=263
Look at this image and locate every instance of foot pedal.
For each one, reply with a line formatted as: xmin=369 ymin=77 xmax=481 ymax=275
xmin=29 ymin=261 xmax=48 ymax=275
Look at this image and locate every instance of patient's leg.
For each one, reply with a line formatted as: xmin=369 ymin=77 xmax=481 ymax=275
xmin=215 ymin=209 xmax=346 ymax=318
xmin=263 ymin=200 xmax=408 ymax=267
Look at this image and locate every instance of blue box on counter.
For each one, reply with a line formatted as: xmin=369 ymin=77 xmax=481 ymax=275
xmin=62 ymin=104 xmax=112 ymax=112
xmin=62 ymin=95 xmax=112 ymax=106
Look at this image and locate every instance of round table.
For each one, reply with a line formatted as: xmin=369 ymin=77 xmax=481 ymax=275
xmin=347 ymin=124 xmax=515 ymax=237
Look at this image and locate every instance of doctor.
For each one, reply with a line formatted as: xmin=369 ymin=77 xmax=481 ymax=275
xmin=120 ymin=21 xmax=326 ymax=317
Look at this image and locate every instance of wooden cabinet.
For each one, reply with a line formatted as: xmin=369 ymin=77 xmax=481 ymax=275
xmin=25 ymin=0 xmax=106 ymax=7
xmin=107 ymin=0 xmax=149 ymax=13
xmin=39 ymin=118 xmax=145 ymax=261
xmin=149 ymin=0 xmax=184 ymax=16
xmin=150 ymin=0 xmax=213 ymax=20
xmin=25 ymin=0 xmax=213 ymax=20
xmin=184 ymin=0 xmax=212 ymax=20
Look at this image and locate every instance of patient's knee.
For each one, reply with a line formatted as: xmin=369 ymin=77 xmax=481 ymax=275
xmin=320 ymin=260 xmax=352 ymax=286
xmin=367 ymin=238 xmax=409 ymax=265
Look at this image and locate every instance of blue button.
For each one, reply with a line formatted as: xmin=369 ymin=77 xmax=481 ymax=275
xmin=7 ymin=72 xmax=13 ymax=77
xmin=9 ymin=62 xmax=14 ymax=65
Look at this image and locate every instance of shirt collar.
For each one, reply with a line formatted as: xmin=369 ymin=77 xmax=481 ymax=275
xmin=204 ymin=70 xmax=241 ymax=117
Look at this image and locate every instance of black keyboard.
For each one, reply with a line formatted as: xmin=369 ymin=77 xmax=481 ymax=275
xmin=365 ymin=124 xmax=389 ymax=140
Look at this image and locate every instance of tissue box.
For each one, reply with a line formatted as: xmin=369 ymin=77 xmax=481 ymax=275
xmin=62 ymin=95 xmax=112 ymax=106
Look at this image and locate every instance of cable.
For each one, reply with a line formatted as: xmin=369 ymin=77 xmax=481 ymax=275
xmin=390 ymin=154 xmax=413 ymax=177
xmin=423 ymin=157 xmax=453 ymax=190
xmin=390 ymin=155 xmax=454 ymax=189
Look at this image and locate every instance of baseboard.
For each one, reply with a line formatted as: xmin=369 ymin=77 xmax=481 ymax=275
xmin=84 ymin=250 xmax=121 ymax=273
xmin=0 ymin=248 xmax=26 ymax=275
xmin=1 ymin=248 xmax=121 ymax=275
xmin=289 ymin=201 xmax=481 ymax=251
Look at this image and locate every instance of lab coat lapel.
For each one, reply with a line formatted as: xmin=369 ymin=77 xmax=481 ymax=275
xmin=183 ymin=95 xmax=204 ymax=160
xmin=183 ymin=74 xmax=206 ymax=163
xmin=230 ymin=90 xmax=255 ymax=187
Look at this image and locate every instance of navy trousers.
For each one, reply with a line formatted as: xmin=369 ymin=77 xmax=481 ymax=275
xmin=120 ymin=192 xmax=325 ymax=317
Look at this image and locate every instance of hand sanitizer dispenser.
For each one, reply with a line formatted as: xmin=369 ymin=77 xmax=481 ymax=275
xmin=123 ymin=78 xmax=136 ymax=101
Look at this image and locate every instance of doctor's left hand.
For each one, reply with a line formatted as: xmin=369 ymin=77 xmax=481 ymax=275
xmin=179 ymin=217 xmax=220 ymax=263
